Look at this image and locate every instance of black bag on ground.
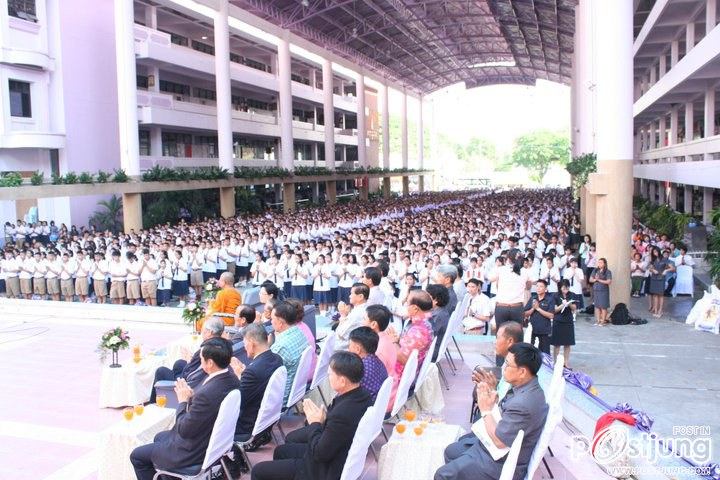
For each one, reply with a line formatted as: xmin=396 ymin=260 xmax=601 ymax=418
xmin=583 ymin=304 xmax=595 ymax=315
xmin=610 ymin=303 xmax=631 ymax=325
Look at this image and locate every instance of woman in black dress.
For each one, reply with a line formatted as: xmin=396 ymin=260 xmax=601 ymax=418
xmin=648 ymin=246 xmax=675 ymax=318
xmin=552 ymin=279 xmax=577 ymax=367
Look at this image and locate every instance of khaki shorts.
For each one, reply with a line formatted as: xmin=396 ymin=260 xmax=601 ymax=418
xmin=33 ymin=278 xmax=46 ymax=295
xmin=110 ymin=281 xmax=126 ymax=299
xmin=6 ymin=277 xmax=20 ymax=297
xmin=94 ymin=279 xmax=108 ymax=297
xmin=190 ymin=270 xmax=204 ymax=287
xmin=20 ymin=278 xmax=32 ymax=295
xmin=61 ymin=279 xmax=75 ymax=298
xmin=126 ymin=280 xmax=140 ymax=299
xmin=46 ymin=278 xmax=60 ymax=295
xmin=141 ymin=280 xmax=157 ymax=299
xmin=75 ymin=278 xmax=89 ymax=296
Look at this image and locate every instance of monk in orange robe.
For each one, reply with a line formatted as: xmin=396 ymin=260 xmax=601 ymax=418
xmin=198 ymin=272 xmax=242 ymax=329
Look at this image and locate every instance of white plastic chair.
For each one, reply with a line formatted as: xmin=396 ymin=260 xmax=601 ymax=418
xmin=339 ymin=406 xmax=381 ymax=480
xmin=154 ymin=389 xmax=241 ymax=480
xmin=236 ymin=367 xmax=287 ymax=468
xmin=414 ymin=337 xmax=438 ymax=392
xmin=309 ymin=335 xmax=336 ymax=405
xmin=285 ymin=346 xmax=315 ymax=411
xmin=525 ymin=381 xmax=565 ymax=480
xmin=523 ymin=323 xmax=533 ymax=344
xmin=547 ymin=354 xmax=565 ymax=402
xmin=389 ymin=349 xmax=418 ymax=418
xmin=372 ymin=377 xmax=394 ymax=428
xmin=498 ymin=429 xmax=525 ymax=480
xmin=436 ymin=311 xmax=463 ymax=387
xmin=672 ymin=265 xmax=694 ymax=297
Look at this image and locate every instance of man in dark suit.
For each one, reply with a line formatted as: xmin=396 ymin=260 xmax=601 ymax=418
xmin=426 ymin=284 xmax=451 ymax=361
xmin=230 ymin=322 xmax=283 ymax=442
xmin=149 ymin=317 xmax=225 ymax=402
xmin=251 ymin=351 xmax=373 ymax=480
xmin=131 ymin=338 xmax=241 ymax=480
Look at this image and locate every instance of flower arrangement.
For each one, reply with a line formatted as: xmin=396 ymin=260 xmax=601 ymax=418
xmin=202 ymin=278 xmax=221 ymax=301
xmin=181 ymin=301 xmax=205 ymax=330
xmin=98 ymin=327 xmax=130 ymax=367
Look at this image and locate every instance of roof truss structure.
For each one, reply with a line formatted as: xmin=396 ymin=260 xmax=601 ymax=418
xmin=230 ymin=0 xmax=577 ymax=94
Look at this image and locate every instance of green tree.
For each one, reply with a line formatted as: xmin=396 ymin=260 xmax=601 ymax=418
xmin=89 ymin=195 xmax=123 ymax=232
xmin=510 ymin=130 xmax=570 ymax=183
xmin=455 ymin=137 xmax=496 ymax=172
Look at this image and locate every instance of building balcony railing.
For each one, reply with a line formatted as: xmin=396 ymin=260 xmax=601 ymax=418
xmin=636 ymin=134 xmax=720 ymax=163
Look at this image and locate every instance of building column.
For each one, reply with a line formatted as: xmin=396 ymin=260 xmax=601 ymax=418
xmin=685 ymin=102 xmax=694 ymax=142
xmin=122 ymin=193 xmax=142 ymax=233
xmin=571 ymin=24 xmax=580 ymax=156
xmin=401 ymin=86 xmax=408 ymax=169
xmin=325 ymin=181 xmax=336 ymax=204
xmin=418 ymin=95 xmax=425 ymax=192
xmin=282 ymin=183 xmax=295 ymax=212
xmin=658 ymin=181 xmax=667 ymax=204
xmin=322 ymin=59 xmax=335 ymax=170
xmin=670 ymin=40 xmax=680 ymax=67
xmin=658 ymin=115 xmax=666 ymax=147
xmin=659 ymin=54 xmax=667 ymax=78
xmin=381 ymin=81 xmax=390 ymax=169
xmin=705 ymin=85 xmax=716 ymax=146
xmin=669 ymin=183 xmax=678 ymax=210
xmin=356 ymin=70 xmax=367 ymax=168
xmin=587 ymin=0 xmax=633 ymax=307
xmin=402 ymin=176 xmax=410 ymax=196
xmin=575 ymin=0 xmax=596 ymax=156
xmin=220 ymin=187 xmax=235 ymax=218
xmin=114 ymin=0 xmax=140 ymax=176
xmin=708 ymin=0 xmax=718 ymax=33
xmin=382 ymin=177 xmax=391 ymax=198
xmin=144 ymin=5 xmax=157 ymax=28
xmin=150 ymin=127 xmax=162 ymax=157
xmin=703 ymin=188 xmax=714 ymax=224
xmin=278 ymin=34 xmax=294 ymax=171
xmin=649 ymin=181 xmax=657 ymax=203
xmin=684 ymin=187 xmax=693 ymax=214
xmin=686 ymin=21 xmax=696 ymax=51
xmin=649 ymin=122 xmax=656 ymax=149
xmin=669 ymin=107 xmax=679 ymax=145
xmin=585 ymin=187 xmax=596 ymax=239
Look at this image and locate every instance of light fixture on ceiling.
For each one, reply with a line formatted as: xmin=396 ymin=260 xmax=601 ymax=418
xmin=301 ymin=0 xmax=309 ymax=6
xmin=468 ymin=60 xmax=516 ymax=68
xmin=201 ymin=35 xmax=208 ymax=40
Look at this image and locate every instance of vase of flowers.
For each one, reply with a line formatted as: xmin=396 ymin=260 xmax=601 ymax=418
xmin=182 ymin=301 xmax=205 ymax=334
xmin=98 ymin=327 xmax=130 ymax=368
xmin=202 ymin=278 xmax=221 ymax=301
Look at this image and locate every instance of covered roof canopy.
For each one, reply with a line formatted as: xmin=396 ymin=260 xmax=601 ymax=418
xmin=230 ymin=0 xmax=577 ymax=94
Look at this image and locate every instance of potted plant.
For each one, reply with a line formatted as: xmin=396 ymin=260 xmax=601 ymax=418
xmin=97 ymin=327 xmax=130 ymax=368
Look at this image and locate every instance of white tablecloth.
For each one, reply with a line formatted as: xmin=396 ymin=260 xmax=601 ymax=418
xmin=378 ymin=423 xmax=465 ymax=480
xmin=406 ymin=363 xmax=445 ymax=415
xmin=99 ymin=355 xmax=168 ymax=408
xmin=164 ymin=334 xmax=203 ymax=363
xmin=97 ymin=405 xmax=176 ymax=480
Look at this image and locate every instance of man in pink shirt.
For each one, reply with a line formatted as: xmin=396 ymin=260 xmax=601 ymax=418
xmin=363 ymin=305 xmax=397 ymax=390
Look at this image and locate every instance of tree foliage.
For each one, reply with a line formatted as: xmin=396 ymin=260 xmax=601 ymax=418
xmin=89 ymin=195 xmax=123 ymax=232
xmin=510 ymin=130 xmax=570 ymax=182
xmin=565 ymin=153 xmax=597 ymax=200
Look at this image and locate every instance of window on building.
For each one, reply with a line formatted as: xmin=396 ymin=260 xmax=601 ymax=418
xmin=243 ymin=57 xmax=270 ymax=73
xmin=194 ymin=135 xmax=218 ymax=158
xmin=136 ymin=75 xmax=149 ymax=90
xmin=159 ymin=80 xmax=190 ymax=96
xmin=9 ymin=80 xmax=31 ymax=118
xmin=162 ymin=132 xmax=193 ymax=157
xmin=294 ymin=142 xmax=313 ymax=161
xmin=193 ymin=87 xmax=216 ymax=101
xmin=159 ymin=30 xmax=189 ymax=47
xmin=291 ymin=73 xmax=310 ymax=86
xmin=233 ymin=136 xmax=276 ymax=161
xmin=8 ymin=0 xmax=36 ymax=22
xmin=139 ymin=130 xmax=150 ymax=156
xmin=230 ymin=53 xmax=242 ymax=64
xmin=191 ymin=40 xmax=214 ymax=55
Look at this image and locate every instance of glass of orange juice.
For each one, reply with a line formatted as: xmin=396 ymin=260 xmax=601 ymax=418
xmin=157 ymin=395 xmax=167 ymax=408
xmin=132 ymin=345 xmax=141 ymax=356
xmin=404 ymin=409 xmax=416 ymax=422
xmin=413 ymin=425 xmax=424 ymax=436
xmin=395 ymin=422 xmax=406 ymax=435
xmin=134 ymin=404 xmax=144 ymax=416
xmin=133 ymin=355 xmax=142 ymax=364
xmin=123 ymin=407 xmax=134 ymax=421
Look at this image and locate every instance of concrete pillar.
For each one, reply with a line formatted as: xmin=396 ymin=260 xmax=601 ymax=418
xmin=402 ymin=176 xmax=410 ymax=196
xmin=144 ymin=5 xmax=157 ymax=28
xmin=659 ymin=54 xmax=667 ymax=78
xmin=214 ymin=0 xmax=233 ymax=172
xmin=401 ymin=87 xmax=408 ymax=169
xmin=312 ymin=143 xmax=318 ymax=164
xmin=382 ymin=177 xmax=391 ymax=198
xmin=669 ymin=184 xmax=678 ymax=210
xmin=418 ymin=95 xmax=424 ymax=171
xmin=147 ymin=66 xmax=160 ymax=93
xmin=114 ymin=0 xmax=140 ymax=176
xmin=585 ymin=188 xmax=596 ymax=240
xmin=649 ymin=64 xmax=657 ymax=85
xmin=571 ymin=33 xmax=580 ymax=156
xmin=381 ymin=81 xmax=390 ymax=169
xmin=658 ymin=115 xmax=666 ymax=147
xmin=705 ymin=85 xmax=716 ymax=140
xmin=219 ymin=186 xmax=235 ymax=218
xmin=708 ymin=0 xmax=718 ymax=33
xmin=591 ymin=0 xmax=633 ymax=308
xmin=282 ymin=183 xmax=295 ymax=212
xmin=649 ymin=122 xmax=656 ymax=149
xmin=322 ymin=59 xmax=335 ymax=170
xmin=670 ymin=40 xmax=680 ymax=67
xmin=150 ymin=127 xmax=162 ymax=157
xmin=703 ymin=188 xmax=714 ymax=224
xmin=418 ymin=175 xmax=425 ymax=193
xmin=122 ymin=193 xmax=142 ymax=233
xmin=575 ymin=0 xmax=597 ymax=156
xmin=311 ymin=183 xmax=320 ymax=203
xmin=580 ymin=185 xmax=587 ymax=227
xmin=685 ymin=102 xmax=694 ymax=142
xmin=686 ymin=21 xmax=695 ymax=51
xmin=278 ymin=34 xmax=294 ymax=171
xmin=658 ymin=181 xmax=667 ymax=204
xmin=359 ymin=182 xmax=369 ymax=201
xmin=669 ymin=107 xmax=679 ymax=145
xmin=326 ymin=181 xmax=336 ymax=204
xmin=356 ymin=71 xmax=367 ymax=168
xmin=684 ymin=187 xmax=693 ymax=214
xmin=649 ymin=181 xmax=657 ymax=203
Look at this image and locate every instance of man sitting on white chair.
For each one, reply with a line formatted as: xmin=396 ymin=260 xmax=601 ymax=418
xmin=251 ymin=351 xmax=373 ymax=480
xmin=435 ymin=343 xmax=548 ymax=480
xmin=130 ymin=338 xmax=241 ymax=480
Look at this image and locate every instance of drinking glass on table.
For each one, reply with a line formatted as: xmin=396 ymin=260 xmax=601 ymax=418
xmin=157 ymin=395 xmax=167 ymax=408
xmin=395 ymin=422 xmax=407 ymax=435
xmin=123 ymin=408 xmax=134 ymax=421
xmin=134 ymin=404 xmax=144 ymax=416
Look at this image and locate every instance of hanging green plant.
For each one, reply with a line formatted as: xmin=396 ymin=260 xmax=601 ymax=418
xmin=566 ymin=153 xmax=597 ymax=200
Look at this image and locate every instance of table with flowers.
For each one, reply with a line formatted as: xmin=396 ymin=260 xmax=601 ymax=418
xmin=97 ymin=404 xmax=175 ymax=480
xmin=98 ymin=352 xmax=169 ymax=408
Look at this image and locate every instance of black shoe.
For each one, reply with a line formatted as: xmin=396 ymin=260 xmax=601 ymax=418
xmin=242 ymin=430 xmax=272 ymax=452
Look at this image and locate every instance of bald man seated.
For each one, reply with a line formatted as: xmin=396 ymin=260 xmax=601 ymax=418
xmin=199 ymin=272 xmax=243 ymax=329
